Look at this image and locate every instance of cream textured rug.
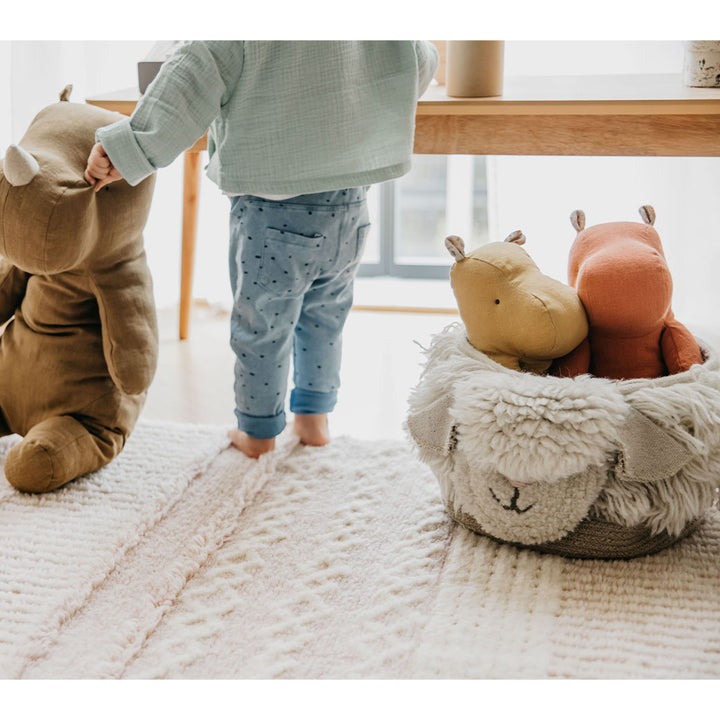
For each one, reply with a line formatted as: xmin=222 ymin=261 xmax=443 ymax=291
xmin=1 ymin=418 xmax=719 ymax=679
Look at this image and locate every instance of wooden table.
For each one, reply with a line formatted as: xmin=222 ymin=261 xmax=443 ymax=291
xmin=87 ymin=74 xmax=720 ymax=339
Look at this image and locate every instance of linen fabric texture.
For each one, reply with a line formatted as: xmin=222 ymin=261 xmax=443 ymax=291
xmin=229 ymin=189 xmax=369 ymax=438
xmin=554 ymin=210 xmax=703 ymax=379
xmin=0 ymin=99 xmax=158 ymax=492
xmin=96 ymin=41 xmax=439 ymax=196
xmin=448 ymin=239 xmax=588 ymax=373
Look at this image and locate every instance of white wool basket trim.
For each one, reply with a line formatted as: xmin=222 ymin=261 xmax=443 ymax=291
xmin=409 ymin=323 xmax=629 ymax=485
xmin=407 ymin=324 xmax=720 ymax=542
xmin=596 ymin=346 xmax=720 ymax=535
xmin=453 ymin=370 xmax=628 ymax=485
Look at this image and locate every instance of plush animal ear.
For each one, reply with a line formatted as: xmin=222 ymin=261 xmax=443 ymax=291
xmin=445 ymin=235 xmax=466 ymax=261
xmin=639 ymin=205 xmax=656 ymax=226
xmin=504 ymin=230 xmax=526 ymax=245
xmin=407 ymin=393 xmax=456 ymax=458
xmin=570 ymin=210 xmax=586 ymax=232
xmin=59 ymin=84 xmax=73 ymax=102
xmin=2 ymin=144 xmax=40 ymax=186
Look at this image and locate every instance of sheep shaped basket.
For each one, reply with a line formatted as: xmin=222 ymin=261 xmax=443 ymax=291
xmin=407 ymin=226 xmax=720 ymax=559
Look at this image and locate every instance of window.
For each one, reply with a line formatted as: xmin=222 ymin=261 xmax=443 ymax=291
xmin=359 ymin=155 xmax=490 ymax=279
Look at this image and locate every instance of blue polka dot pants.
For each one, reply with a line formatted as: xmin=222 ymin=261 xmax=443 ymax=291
xmin=228 ymin=188 xmax=370 ymax=439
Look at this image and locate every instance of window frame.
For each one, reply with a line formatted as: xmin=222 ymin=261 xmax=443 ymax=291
xmin=358 ymin=156 xmax=488 ymax=280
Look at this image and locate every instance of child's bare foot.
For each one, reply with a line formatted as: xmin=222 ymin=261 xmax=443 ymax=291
xmin=293 ymin=414 xmax=330 ymax=446
xmin=228 ymin=429 xmax=275 ymax=458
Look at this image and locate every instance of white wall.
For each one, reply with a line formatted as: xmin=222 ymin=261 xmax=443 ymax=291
xmin=0 ymin=43 xmax=10 ymax=151
xmin=504 ymin=40 xmax=684 ymax=76
xmin=5 ymin=42 xmax=155 ymax=138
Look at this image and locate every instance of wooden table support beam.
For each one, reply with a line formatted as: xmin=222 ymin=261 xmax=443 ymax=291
xmin=414 ymin=113 xmax=720 ymax=157
xmin=179 ymin=151 xmax=201 ymax=340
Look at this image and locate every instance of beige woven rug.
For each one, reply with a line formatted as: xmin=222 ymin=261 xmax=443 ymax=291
xmin=1 ymin=418 xmax=719 ymax=679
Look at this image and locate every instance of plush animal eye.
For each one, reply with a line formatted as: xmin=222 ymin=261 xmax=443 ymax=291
xmin=494 ymin=299 xmax=500 ymax=305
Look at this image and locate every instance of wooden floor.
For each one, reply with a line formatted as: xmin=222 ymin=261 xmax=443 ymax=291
xmin=143 ymin=304 xmax=454 ymax=441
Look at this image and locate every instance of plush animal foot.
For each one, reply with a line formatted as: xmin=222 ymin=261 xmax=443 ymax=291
xmin=4 ymin=415 xmax=120 ymax=493
xmin=227 ymin=429 xmax=276 ymax=459
xmin=292 ymin=414 xmax=330 ymax=447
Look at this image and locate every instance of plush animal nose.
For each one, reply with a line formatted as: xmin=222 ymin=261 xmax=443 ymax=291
xmin=2 ymin=144 xmax=40 ymax=186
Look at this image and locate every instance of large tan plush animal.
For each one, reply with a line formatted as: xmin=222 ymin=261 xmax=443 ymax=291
xmin=0 ymin=87 xmax=158 ymax=493
xmin=446 ymin=232 xmax=588 ymax=373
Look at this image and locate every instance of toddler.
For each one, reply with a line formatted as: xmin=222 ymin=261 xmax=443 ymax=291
xmin=85 ymin=41 xmax=438 ymax=458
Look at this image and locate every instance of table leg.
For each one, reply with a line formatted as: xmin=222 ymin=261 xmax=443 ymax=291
xmin=179 ymin=150 xmax=201 ymax=340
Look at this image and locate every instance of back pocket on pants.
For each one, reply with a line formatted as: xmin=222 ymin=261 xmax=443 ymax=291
xmin=257 ymin=228 xmax=324 ymax=296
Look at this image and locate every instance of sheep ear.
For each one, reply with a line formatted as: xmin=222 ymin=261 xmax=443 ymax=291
xmin=407 ymin=394 xmax=456 ymax=458
xmin=59 ymin=84 xmax=73 ymax=102
xmin=570 ymin=210 xmax=586 ymax=232
xmin=639 ymin=205 xmax=656 ymax=226
xmin=445 ymin=235 xmax=466 ymax=261
xmin=504 ymin=230 xmax=526 ymax=245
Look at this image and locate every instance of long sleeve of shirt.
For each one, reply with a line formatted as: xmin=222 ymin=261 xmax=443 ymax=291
xmin=97 ymin=42 xmax=244 ymax=185
xmin=414 ymin=40 xmax=439 ymax=97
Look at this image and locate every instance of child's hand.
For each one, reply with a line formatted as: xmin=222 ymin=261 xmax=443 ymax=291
xmin=84 ymin=142 xmax=123 ymax=192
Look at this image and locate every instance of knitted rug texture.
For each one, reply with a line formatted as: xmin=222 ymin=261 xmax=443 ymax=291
xmin=1 ymin=419 xmax=719 ymax=679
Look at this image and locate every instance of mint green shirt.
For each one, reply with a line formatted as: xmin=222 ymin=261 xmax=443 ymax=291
xmin=97 ymin=41 xmax=438 ymax=195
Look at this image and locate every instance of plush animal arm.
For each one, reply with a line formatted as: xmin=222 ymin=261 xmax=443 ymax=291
xmin=639 ymin=206 xmax=702 ymax=374
xmin=91 ymin=255 xmax=158 ymax=395
xmin=661 ymin=317 xmax=704 ymax=374
xmin=0 ymin=260 xmax=29 ymax=324
xmin=552 ymin=336 xmax=591 ymax=377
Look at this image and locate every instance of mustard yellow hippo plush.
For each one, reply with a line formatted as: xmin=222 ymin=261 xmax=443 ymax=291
xmin=0 ymin=87 xmax=158 ymax=493
xmin=445 ymin=232 xmax=588 ymax=373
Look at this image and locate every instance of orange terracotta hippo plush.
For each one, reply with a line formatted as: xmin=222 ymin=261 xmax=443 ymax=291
xmin=553 ymin=206 xmax=703 ymax=380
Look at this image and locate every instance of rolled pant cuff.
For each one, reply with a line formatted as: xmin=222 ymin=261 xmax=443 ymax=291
xmin=290 ymin=388 xmax=338 ymax=415
xmin=235 ymin=409 xmax=286 ymax=439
